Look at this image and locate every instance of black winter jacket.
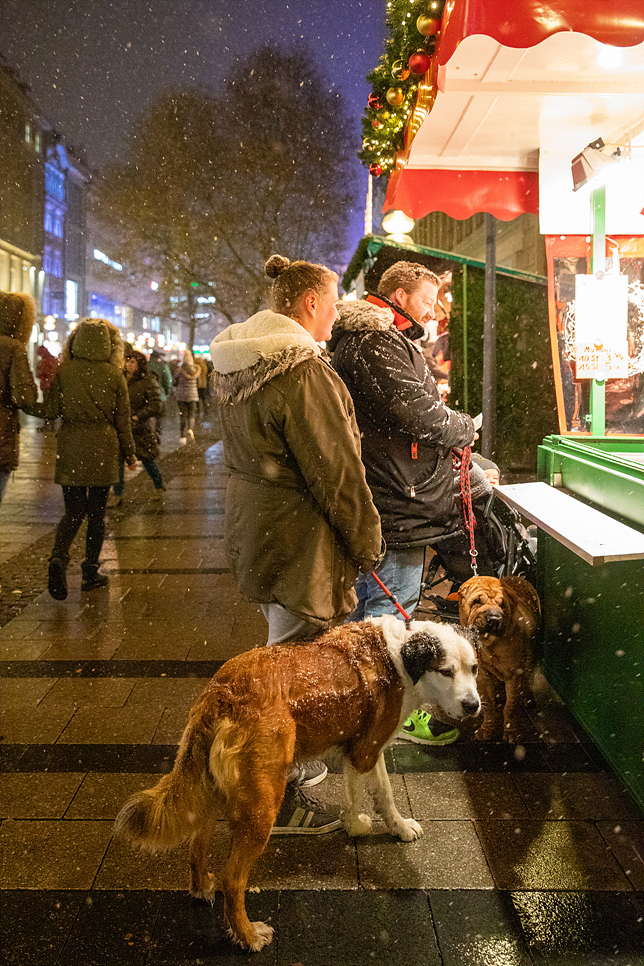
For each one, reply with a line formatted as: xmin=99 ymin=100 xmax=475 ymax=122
xmin=329 ymin=294 xmax=475 ymax=547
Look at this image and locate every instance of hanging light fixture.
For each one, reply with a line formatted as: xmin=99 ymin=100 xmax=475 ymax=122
xmin=571 ymin=137 xmax=623 ymax=192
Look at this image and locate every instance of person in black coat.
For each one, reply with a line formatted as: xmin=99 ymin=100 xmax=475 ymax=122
xmin=329 ymin=261 xmax=491 ymax=747
xmin=111 ymin=350 xmax=165 ymax=504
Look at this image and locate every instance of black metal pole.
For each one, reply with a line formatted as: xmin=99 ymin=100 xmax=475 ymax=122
xmin=482 ymin=213 xmax=496 ymax=458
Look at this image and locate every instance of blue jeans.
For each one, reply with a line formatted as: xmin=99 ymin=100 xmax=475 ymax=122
xmin=113 ymin=458 xmax=164 ymax=495
xmin=350 ymin=546 xmax=425 ymax=622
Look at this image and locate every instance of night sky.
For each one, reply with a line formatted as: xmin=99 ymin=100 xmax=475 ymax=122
xmin=1 ymin=0 xmax=387 ymax=260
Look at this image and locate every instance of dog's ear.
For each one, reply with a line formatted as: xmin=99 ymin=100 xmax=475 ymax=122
xmin=457 ymin=624 xmax=480 ymax=652
xmin=401 ymin=631 xmax=442 ymax=684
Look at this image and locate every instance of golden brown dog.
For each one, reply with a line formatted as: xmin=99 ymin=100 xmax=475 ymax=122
xmin=458 ymin=575 xmax=540 ymax=743
xmin=114 ymin=615 xmax=480 ymax=952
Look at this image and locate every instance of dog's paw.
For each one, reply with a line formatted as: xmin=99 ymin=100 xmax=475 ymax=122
xmin=189 ymin=871 xmax=217 ymax=902
xmin=343 ymin=812 xmax=372 ymax=836
xmin=502 ymin=728 xmax=523 ymax=744
xmin=474 ymin=726 xmax=497 ymax=742
xmin=228 ymin=922 xmax=274 ymax=952
xmin=396 ymin=817 xmax=423 ymax=842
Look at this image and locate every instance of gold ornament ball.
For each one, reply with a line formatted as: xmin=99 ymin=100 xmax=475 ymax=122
xmin=416 ymin=14 xmax=441 ymax=37
xmin=391 ymin=60 xmax=411 ymax=82
xmin=378 ymin=109 xmax=392 ymax=121
xmin=386 ymin=87 xmax=405 ymax=107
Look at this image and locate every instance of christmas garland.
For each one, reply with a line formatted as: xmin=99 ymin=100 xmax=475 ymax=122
xmin=359 ymin=0 xmax=446 ymax=176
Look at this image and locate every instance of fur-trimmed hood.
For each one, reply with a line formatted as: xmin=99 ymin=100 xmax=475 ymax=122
xmin=333 ymin=299 xmax=395 ymax=334
xmin=63 ymin=318 xmax=125 ymax=368
xmin=209 ymin=310 xmax=321 ymax=405
xmin=0 ymin=292 xmax=36 ymax=345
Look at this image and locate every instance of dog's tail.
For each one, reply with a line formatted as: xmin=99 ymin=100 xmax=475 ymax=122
xmin=114 ymin=708 xmax=236 ymax=852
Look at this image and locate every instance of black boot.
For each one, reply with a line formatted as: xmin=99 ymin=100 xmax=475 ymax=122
xmin=81 ymin=562 xmax=109 ymax=592
xmin=48 ymin=556 xmax=69 ymax=601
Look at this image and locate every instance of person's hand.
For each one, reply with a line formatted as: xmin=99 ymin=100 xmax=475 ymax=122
xmin=126 ymin=460 xmax=137 ymax=471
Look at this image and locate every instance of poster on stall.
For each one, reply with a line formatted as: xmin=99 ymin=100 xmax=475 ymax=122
xmin=574 ymin=273 xmax=629 ymax=377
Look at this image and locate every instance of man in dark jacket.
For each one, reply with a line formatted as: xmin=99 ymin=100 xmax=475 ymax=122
xmin=0 ymin=292 xmax=38 ymax=502
xmin=329 ymin=261 xmax=478 ymax=745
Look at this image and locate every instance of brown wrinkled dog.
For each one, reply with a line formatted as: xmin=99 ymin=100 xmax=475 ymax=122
xmin=458 ymin=575 xmax=540 ymax=743
xmin=114 ymin=615 xmax=480 ymax=952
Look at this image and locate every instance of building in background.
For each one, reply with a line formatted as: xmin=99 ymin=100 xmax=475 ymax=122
xmin=0 ymin=55 xmax=44 ymax=307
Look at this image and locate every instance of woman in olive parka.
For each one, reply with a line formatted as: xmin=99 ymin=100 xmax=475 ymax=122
xmin=25 ymin=318 xmax=136 ymax=599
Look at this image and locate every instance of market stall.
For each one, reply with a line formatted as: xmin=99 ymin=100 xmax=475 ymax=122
xmin=361 ymin=0 xmax=644 ymax=806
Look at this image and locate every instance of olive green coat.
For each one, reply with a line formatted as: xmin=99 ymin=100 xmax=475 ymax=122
xmin=25 ymin=320 xmax=136 ymax=486
xmin=210 ymin=310 xmax=382 ymax=627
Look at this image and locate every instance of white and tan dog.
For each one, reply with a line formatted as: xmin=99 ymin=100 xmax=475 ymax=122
xmin=115 ymin=615 xmax=480 ymax=952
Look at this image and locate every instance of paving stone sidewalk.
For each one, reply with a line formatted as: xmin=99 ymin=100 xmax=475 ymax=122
xmin=1 ymin=415 xmax=643 ymax=965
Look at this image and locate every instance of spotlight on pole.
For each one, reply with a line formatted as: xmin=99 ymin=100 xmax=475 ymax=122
xmin=571 ymin=137 xmax=623 ymax=192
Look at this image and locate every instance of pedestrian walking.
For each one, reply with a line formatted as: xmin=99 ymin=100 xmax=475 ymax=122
xmin=174 ymin=349 xmax=199 ymax=443
xmin=110 ymin=350 xmax=165 ymax=504
xmin=195 ymin=353 xmax=209 ymax=418
xmin=23 ymin=318 xmax=136 ymax=599
xmin=147 ymin=348 xmax=172 ymax=437
xmin=0 ymin=292 xmax=38 ymax=503
xmin=35 ymin=345 xmax=60 ymax=433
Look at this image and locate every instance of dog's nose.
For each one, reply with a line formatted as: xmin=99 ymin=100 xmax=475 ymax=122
xmin=485 ymin=612 xmax=503 ymax=628
xmin=461 ymin=697 xmax=480 ymax=715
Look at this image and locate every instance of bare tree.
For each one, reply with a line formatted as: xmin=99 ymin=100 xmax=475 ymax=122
xmin=95 ymin=45 xmax=359 ymax=344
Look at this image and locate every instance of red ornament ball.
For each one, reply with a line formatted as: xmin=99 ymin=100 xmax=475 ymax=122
xmin=369 ymin=163 xmax=383 ymax=177
xmin=408 ymin=50 xmax=432 ymax=75
xmin=416 ymin=14 xmax=441 ymax=37
xmin=367 ymin=93 xmax=383 ymax=110
xmin=371 ymin=119 xmax=384 ymax=130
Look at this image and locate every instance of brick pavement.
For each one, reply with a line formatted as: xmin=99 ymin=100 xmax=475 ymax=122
xmin=1 ymin=414 xmax=643 ymax=965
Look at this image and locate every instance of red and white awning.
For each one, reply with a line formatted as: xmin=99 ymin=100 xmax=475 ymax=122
xmin=384 ymin=0 xmax=644 ymax=227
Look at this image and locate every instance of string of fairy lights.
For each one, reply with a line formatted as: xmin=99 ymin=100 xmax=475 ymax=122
xmin=359 ymin=0 xmax=446 ymax=176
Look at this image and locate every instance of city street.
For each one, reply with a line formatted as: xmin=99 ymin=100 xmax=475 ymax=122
xmin=1 ymin=413 xmax=643 ymax=965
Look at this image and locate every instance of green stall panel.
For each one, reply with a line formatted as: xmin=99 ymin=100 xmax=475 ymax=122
xmin=539 ymin=435 xmax=644 ymax=530
xmin=536 ymin=434 xmax=644 ymax=809
xmin=539 ymin=534 xmax=644 ymax=809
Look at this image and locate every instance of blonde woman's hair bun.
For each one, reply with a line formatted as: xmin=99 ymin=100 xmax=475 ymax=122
xmin=264 ymin=254 xmax=291 ymax=279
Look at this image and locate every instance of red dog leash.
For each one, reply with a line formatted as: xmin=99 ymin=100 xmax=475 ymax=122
xmin=370 ymin=571 xmax=412 ymax=627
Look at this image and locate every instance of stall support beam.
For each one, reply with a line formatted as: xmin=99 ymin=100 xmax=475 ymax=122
xmin=462 ymin=263 xmax=468 ymax=412
xmin=589 ymin=185 xmax=606 ymax=436
xmin=482 ymin=213 xmax=497 ymax=457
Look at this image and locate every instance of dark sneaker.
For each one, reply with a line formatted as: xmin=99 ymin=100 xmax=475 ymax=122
xmin=48 ymin=558 xmax=68 ymax=601
xmin=271 ymin=785 xmax=342 ymax=836
xmin=288 ymin=760 xmax=328 ymax=787
xmin=81 ymin=566 xmax=109 ymax=592
xmin=398 ymin=709 xmax=459 ymax=746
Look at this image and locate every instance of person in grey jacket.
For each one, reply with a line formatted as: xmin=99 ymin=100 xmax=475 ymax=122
xmin=24 ymin=319 xmax=136 ymax=599
xmin=0 ymin=292 xmax=38 ymax=502
xmin=173 ymin=349 xmax=199 ymax=443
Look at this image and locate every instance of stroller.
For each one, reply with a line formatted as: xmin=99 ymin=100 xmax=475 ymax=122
xmin=417 ymin=487 xmax=537 ymax=623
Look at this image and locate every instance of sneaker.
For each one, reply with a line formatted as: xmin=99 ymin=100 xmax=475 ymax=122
xmin=288 ymin=760 xmax=328 ymax=787
xmin=398 ymin=709 xmax=459 ymax=746
xmin=271 ymin=784 xmax=342 ymax=836
xmin=179 ymin=437 xmax=187 ymax=445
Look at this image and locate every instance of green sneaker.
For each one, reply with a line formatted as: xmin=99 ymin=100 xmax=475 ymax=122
xmin=398 ymin=709 xmax=459 ymax=746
